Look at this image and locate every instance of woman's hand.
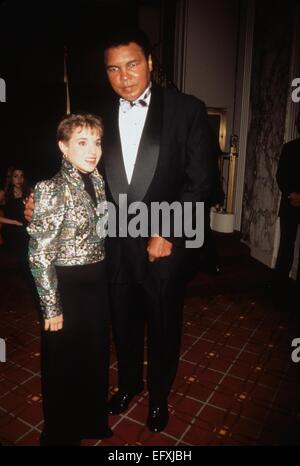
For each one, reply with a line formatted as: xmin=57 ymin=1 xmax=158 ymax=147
xmin=44 ymin=314 xmax=64 ymax=332
xmin=0 ymin=217 xmax=23 ymax=226
xmin=13 ymin=220 xmax=23 ymax=226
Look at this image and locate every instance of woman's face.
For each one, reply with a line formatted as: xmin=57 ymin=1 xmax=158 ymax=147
xmin=59 ymin=126 xmax=102 ymax=173
xmin=12 ymin=170 xmax=24 ymax=189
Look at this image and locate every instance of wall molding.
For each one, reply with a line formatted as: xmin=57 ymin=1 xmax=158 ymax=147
xmin=174 ymin=0 xmax=189 ymax=91
xmin=234 ymin=0 xmax=255 ymax=231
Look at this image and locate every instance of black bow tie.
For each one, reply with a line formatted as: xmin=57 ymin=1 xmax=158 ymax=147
xmin=119 ymin=87 xmax=151 ymax=112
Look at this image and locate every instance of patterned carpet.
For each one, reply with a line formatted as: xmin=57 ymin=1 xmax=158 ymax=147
xmin=0 ymin=233 xmax=299 ymax=446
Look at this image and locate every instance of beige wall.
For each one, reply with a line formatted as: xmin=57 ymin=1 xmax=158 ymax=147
xmin=182 ymin=0 xmax=240 ymax=151
xmin=139 ymin=5 xmax=162 ymax=60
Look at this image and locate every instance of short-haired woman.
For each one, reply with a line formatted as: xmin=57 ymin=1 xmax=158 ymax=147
xmin=28 ymin=113 xmax=112 ymax=446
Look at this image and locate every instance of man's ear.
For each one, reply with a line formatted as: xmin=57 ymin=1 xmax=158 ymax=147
xmin=148 ymin=54 xmax=153 ymax=72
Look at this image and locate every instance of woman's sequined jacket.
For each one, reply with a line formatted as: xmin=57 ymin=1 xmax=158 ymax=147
xmin=27 ymin=159 xmax=107 ymax=320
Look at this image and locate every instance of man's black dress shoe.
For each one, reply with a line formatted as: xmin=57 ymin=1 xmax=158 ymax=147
xmin=108 ymin=390 xmax=141 ymax=415
xmin=146 ymin=403 xmax=169 ymax=432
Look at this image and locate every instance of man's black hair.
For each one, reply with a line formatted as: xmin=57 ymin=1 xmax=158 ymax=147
xmin=103 ymin=28 xmax=152 ymax=59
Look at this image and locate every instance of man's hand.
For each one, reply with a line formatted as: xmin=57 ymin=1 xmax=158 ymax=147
xmin=147 ymin=235 xmax=173 ymax=263
xmin=44 ymin=314 xmax=63 ymax=332
xmin=24 ymin=193 xmax=34 ymax=222
xmin=288 ymin=192 xmax=300 ymax=207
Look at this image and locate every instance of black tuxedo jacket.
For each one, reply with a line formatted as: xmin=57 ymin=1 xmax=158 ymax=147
xmin=277 ymin=138 xmax=300 ymax=222
xmin=100 ymin=83 xmax=214 ymax=283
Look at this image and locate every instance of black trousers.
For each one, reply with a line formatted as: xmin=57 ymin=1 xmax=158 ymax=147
xmin=275 ymin=216 xmax=300 ymax=283
xmin=41 ymin=261 xmax=110 ymax=444
xmin=110 ymin=273 xmax=185 ymax=406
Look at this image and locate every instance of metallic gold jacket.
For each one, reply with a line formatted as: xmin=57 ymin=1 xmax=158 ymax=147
xmin=27 ymin=159 xmax=107 ymax=320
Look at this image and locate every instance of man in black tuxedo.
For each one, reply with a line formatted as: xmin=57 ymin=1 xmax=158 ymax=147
xmin=275 ymin=111 xmax=300 ymax=288
xmin=101 ymin=29 xmax=214 ymax=432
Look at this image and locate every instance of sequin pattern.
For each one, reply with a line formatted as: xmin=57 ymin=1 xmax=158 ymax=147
xmin=27 ymin=159 xmax=107 ymax=319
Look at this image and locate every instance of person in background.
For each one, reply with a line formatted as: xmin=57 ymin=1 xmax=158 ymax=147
xmin=274 ymin=110 xmax=300 ymax=292
xmin=0 ymin=166 xmax=31 ymax=265
xmin=27 ymin=113 xmax=112 ymax=446
xmin=199 ymin=136 xmax=225 ymax=275
xmin=0 ymin=171 xmax=6 ymax=245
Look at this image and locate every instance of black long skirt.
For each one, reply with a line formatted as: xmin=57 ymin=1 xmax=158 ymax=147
xmin=40 ymin=261 xmax=110 ymax=443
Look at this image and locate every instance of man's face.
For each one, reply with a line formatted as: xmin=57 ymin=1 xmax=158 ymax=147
xmin=105 ymin=42 xmax=152 ymax=101
xmin=59 ymin=126 xmax=102 ymax=174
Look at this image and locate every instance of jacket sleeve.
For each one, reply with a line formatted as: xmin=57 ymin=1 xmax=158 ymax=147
xmin=181 ymin=99 xmax=214 ymax=204
xmin=27 ymin=180 xmax=65 ymax=320
xmin=276 ymin=144 xmax=295 ymax=195
xmin=166 ymin=99 xmax=214 ymax=248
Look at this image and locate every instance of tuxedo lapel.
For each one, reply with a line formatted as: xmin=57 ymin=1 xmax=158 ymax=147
xmin=103 ymin=99 xmax=129 ymax=205
xmin=104 ymin=85 xmax=163 ymax=205
xmin=127 ymin=84 xmax=163 ymax=203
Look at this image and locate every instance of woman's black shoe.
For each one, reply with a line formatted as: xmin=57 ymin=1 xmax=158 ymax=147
xmin=39 ymin=431 xmax=80 ymax=446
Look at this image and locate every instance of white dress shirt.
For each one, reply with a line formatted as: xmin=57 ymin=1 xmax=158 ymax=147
xmin=118 ymin=86 xmax=151 ymax=184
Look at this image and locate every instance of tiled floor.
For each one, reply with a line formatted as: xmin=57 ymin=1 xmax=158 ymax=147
xmin=0 ymin=234 xmax=300 ymax=446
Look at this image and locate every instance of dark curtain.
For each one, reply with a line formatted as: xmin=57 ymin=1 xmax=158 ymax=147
xmin=0 ymin=0 xmax=139 ymax=185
